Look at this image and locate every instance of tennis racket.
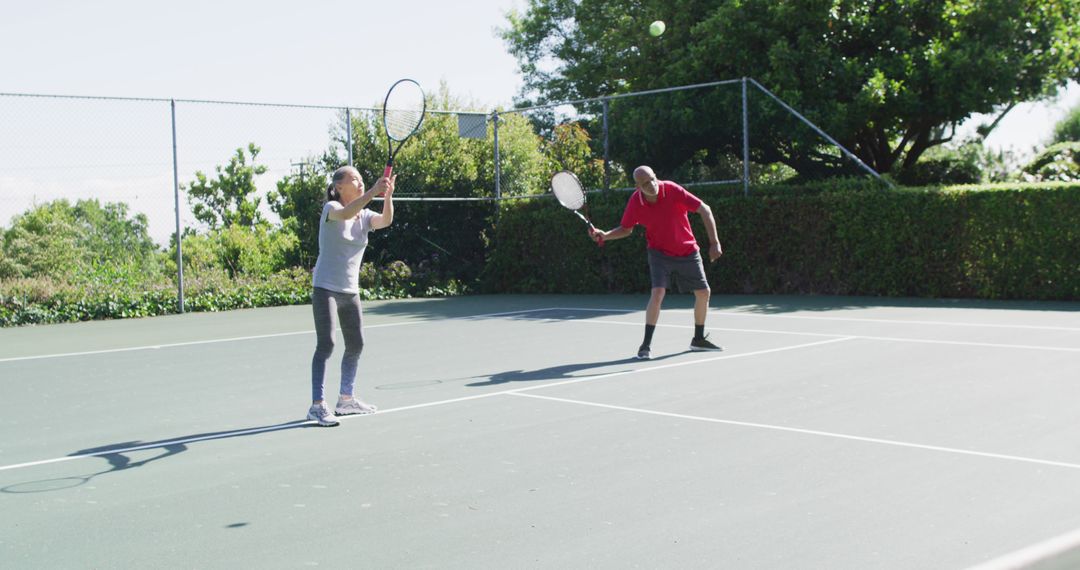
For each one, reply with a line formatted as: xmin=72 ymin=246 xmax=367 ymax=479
xmin=381 ymin=78 xmax=426 ymax=178
xmin=550 ymin=170 xmax=603 ymax=247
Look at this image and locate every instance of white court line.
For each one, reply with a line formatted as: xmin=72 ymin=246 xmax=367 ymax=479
xmin=0 ymin=307 xmax=559 ymax=363
xmin=7 ymin=305 xmax=1073 ymax=363
xmin=511 ymin=392 xmax=1080 ymax=472
xmin=0 ymin=336 xmax=851 ymax=473
xmin=552 ymin=306 xmax=1080 ymax=332
xmin=965 ymin=525 xmax=1080 ymax=570
xmin=576 ymin=318 xmax=1080 ymax=353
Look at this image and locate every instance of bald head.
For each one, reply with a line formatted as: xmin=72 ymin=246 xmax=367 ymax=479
xmin=633 ymin=166 xmax=655 ymax=182
xmin=633 ymin=165 xmax=659 ymax=197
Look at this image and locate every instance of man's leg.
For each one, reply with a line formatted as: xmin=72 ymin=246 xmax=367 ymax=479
xmin=646 ymin=286 xmax=666 ymax=326
xmin=683 ymin=253 xmax=721 ymax=351
xmin=638 ymin=287 xmax=665 ymax=359
xmin=693 ymin=287 xmax=710 ymax=338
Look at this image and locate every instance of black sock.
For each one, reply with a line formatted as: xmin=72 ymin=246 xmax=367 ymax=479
xmin=643 ymin=324 xmax=656 ymax=346
xmin=694 ymin=324 xmax=705 ymax=340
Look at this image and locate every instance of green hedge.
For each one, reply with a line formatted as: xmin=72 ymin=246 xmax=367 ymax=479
xmin=482 ymin=182 xmax=1080 ymax=300
xmin=0 ymin=263 xmax=469 ymax=327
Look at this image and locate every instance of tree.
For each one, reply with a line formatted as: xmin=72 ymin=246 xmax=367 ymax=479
xmin=502 ymin=0 xmax=1080 ymax=178
xmin=1052 ymin=101 xmax=1080 ymax=143
xmin=545 ymin=122 xmax=608 ymax=189
xmin=275 ymin=83 xmax=557 ymax=283
xmin=0 ymin=199 xmax=160 ymax=279
xmin=267 ymin=162 xmax=327 ymax=268
xmin=185 ymin=143 xmax=268 ymax=229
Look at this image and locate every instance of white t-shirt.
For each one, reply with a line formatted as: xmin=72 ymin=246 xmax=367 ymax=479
xmin=312 ymin=202 xmax=377 ymax=294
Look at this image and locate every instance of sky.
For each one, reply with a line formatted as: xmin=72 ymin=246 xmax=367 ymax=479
xmin=4 ymin=0 xmax=1075 ymax=145
xmin=1 ymin=0 xmax=1077 ymax=242
xmin=0 ymin=0 xmax=526 ymax=108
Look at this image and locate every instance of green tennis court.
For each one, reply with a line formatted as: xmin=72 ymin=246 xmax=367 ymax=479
xmin=2 ymin=294 xmax=1079 ymax=569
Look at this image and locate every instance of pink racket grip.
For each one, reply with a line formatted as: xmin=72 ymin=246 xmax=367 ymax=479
xmin=383 ymin=165 xmax=393 ymax=178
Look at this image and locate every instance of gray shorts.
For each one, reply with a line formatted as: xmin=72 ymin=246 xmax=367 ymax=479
xmin=647 ymin=249 xmax=709 ymax=292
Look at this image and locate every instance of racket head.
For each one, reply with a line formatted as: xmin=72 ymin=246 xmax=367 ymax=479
xmin=382 ymin=79 xmax=426 ymax=142
xmin=550 ymin=170 xmax=587 ymax=210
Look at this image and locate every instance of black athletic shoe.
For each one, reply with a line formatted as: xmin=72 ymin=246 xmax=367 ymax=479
xmin=690 ymin=334 xmax=723 ymax=352
xmin=636 ymin=344 xmax=651 ymax=360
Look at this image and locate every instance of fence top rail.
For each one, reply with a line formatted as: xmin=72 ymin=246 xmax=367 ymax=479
xmin=3 ymin=77 xmax=748 ymax=117
xmin=501 ymin=78 xmax=745 ymax=115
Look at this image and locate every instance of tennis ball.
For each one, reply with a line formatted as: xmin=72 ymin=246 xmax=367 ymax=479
xmin=649 ymin=20 xmax=666 ymax=37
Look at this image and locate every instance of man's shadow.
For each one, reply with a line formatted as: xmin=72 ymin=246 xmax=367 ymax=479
xmin=2 ymin=420 xmax=311 ymax=494
xmin=467 ymin=351 xmax=691 ymax=387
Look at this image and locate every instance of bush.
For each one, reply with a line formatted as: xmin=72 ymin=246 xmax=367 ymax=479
xmin=177 ymin=224 xmax=299 ymax=278
xmin=895 ymin=144 xmax=984 ymax=186
xmin=1052 ymin=104 xmax=1080 ymax=144
xmin=484 ymin=180 xmax=1080 ymax=300
xmin=0 ymin=199 xmax=161 ymax=281
xmin=0 ymin=258 xmax=465 ymax=327
xmin=1022 ymin=142 xmax=1080 ymax=182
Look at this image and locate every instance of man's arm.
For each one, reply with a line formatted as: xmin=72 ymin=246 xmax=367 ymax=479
xmin=696 ymin=203 xmax=723 ymax=261
xmin=591 ymin=225 xmax=633 ymax=244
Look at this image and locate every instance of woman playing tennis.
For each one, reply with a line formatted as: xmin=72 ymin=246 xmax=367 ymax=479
xmin=306 ymin=166 xmax=395 ymax=427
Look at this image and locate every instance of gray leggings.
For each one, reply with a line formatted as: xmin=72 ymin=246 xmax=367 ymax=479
xmin=311 ymin=287 xmax=365 ymax=402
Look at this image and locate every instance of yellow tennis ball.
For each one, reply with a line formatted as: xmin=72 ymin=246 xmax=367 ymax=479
xmin=649 ymin=20 xmax=666 ymax=37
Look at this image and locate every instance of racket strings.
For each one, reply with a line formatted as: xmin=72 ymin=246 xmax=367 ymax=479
xmin=551 ymin=175 xmax=586 ymax=210
xmin=383 ymin=81 xmax=426 ymax=142
xmin=385 ymin=109 xmax=424 ymax=140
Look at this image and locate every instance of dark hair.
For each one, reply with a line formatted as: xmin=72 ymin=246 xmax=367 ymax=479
xmin=326 ymin=166 xmax=356 ymax=202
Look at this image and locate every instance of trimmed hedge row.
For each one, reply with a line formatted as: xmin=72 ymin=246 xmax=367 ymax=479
xmin=482 ymin=182 xmax=1080 ymax=300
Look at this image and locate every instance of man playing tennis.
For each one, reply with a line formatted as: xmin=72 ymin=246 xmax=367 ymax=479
xmin=589 ymin=165 xmax=723 ymax=359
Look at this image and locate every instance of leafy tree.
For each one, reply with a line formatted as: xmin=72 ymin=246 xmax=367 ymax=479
xmin=0 ymin=199 xmax=160 ymax=279
xmin=1052 ymin=102 xmax=1080 ymax=143
xmin=502 ymin=0 xmax=1080 ymax=178
xmin=180 ymin=224 xmax=299 ymax=278
xmin=267 ymin=163 xmax=327 ymax=268
xmin=545 ymin=122 xmax=608 ymax=189
xmin=273 ymin=84 xmax=557 ymax=283
xmin=185 ymin=143 xmax=268 ymax=229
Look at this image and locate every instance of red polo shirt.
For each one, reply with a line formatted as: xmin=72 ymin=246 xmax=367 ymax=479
xmin=620 ymin=180 xmax=703 ymax=257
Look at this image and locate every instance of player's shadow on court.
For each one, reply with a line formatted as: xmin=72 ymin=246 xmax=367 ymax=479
xmin=467 ymin=351 xmax=691 ymax=387
xmin=2 ymin=420 xmax=310 ymax=494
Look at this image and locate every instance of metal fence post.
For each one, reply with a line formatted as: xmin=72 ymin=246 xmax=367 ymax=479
xmin=346 ymin=108 xmax=353 ymax=166
xmin=492 ymin=111 xmax=501 ymax=200
xmin=742 ymin=77 xmax=750 ymax=197
xmin=602 ymin=98 xmax=610 ymax=191
xmin=170 ymin=99 xmax=185 ymax=313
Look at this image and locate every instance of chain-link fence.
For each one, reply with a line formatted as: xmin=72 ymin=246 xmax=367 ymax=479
xmin=493 ymin=78 xmax=884 ymax=200
xmin=1 ymin=79 xmax=881 ymax=314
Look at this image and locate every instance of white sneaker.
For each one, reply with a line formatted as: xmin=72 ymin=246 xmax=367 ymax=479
xmin=307 ymin=403 xmax=340 ymax=427
xmin=335 ymin=398 xmax=377 ymax=416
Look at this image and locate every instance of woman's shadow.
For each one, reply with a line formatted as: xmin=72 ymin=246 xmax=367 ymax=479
xmin=2 ymin=420 xmax=310 ymax=494
xmin=467 ymin=350 xmax=690 ymax=387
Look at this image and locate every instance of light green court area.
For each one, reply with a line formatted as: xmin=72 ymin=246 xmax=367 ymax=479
xmin=2 ymin=295 xmax=1079 ymax=569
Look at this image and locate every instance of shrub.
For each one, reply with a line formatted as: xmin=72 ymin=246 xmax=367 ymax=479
xmin=1022 ymin=142 xmax=1080 ymax=182
xmin=484 ymin=180 xmax=1080 ymax=300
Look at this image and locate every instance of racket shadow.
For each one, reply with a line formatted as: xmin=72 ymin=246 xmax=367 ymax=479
xmin=2 ymin=420 xmax=311 ymax=494
xmin=467 ymin=351 xmax=692 ymax=387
